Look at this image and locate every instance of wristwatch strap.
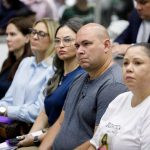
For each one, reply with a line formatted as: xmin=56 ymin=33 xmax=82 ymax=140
xmin=33 ymin=136 xmax=40 ymax=146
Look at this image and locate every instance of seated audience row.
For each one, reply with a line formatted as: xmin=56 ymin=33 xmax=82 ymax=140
xmin=17 ymin=22 xmax=127 ymax=150
xmin=1 ymin=12 xmax=149 ymax=150
xmin=0 ymin=18 xmax=59 ymax=139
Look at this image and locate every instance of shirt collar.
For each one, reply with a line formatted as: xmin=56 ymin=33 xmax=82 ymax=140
xmin=31 ymin=56 xmax=53 ymax=68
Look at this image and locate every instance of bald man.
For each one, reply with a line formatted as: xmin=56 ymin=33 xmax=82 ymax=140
xmin=38 ymin=23 xmax=128 ymax=150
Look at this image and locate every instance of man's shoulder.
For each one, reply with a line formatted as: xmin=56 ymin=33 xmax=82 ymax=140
xmin=104 ymin=64 xmax=123 ymax=83
xmin=96 ymin=64 xmax=128 ymax=93
xmin=72 ymin=72 xmax=87 ymax=82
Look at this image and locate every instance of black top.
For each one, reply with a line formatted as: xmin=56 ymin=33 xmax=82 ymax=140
xmin=0 ymin=67 xmax=12 ymax=99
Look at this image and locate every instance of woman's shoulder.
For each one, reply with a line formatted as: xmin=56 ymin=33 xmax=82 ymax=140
xmin=110 ymin=91 xmax=132 ymax=105
xmin=21 ymin=56 xmax=35 ymax=62
xmin=16 ymin=56 xmax=35 ymax=69
xmin=19 ymin=56 xmax=35 ymax=65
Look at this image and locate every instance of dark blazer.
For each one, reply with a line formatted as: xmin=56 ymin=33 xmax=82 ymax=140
xmin=114 ymin=9 xmax=150 ymax=44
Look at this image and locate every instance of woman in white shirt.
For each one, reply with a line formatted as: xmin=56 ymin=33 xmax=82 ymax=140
xmin=0 ymin=18 xmax=59 ymax=124
xmin=89 ymin=43 xmax=150 ymax=150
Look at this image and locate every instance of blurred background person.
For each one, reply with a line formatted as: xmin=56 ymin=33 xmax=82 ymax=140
xmin=59 ymin=0 xmax=95 ymax=24
xmin=107 ymin=0 xmax=134 ymax=41
xmin=0 ymin=0 xmax=35 ymax=35
xmin=0 ymin=17 xmax=33 ymax=99
xmin=20 ymin=0 xmax=59 ymax=21
xmin=100 ymin=0 xmax=133 ymax=28
xmin=112 ymin=0 xmax=150 ymax=55
xmin=55 ymin=0 xmax=67 ymax=20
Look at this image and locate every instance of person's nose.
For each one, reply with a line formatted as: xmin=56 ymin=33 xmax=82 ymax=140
xmin=126 ymin=63 xmax=133 ymax=73
xmin=6 ymin=34 xmax=11 ymax=42
xmin=76 ymin=45 xmax=85 ymax=55
xmin=59 ymin=40 xmax=65 ymax=47
xmin=32 ymin=33 xmax=39 ymax=39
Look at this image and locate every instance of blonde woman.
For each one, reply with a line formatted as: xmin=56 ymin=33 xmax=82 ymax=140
xmin=0 ymin=18 xmax=59 ymax=138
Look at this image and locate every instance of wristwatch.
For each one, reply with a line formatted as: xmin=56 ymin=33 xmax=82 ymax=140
xmin=33 ymin=136 xmax=41 ymax=146
xmin=0 ymin=106 xmax=7 ymax=115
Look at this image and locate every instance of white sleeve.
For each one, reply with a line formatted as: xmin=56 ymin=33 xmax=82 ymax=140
xmin=141 ymin=108 xmax=150 ymax=150
xmin=6 ymin=81 xmax=47 ymax=122
xmin=90 ymin=94 xmax=122 ymax=149
xmin=90 ymin=123 xmax=102 ymax=149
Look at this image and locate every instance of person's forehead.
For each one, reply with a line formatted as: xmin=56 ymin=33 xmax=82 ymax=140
xmin=126 ymin=46 xmax=147 ymax=56
xmin=76 ymin=31 xmax=96 ymax=42
xmin=34 ymin=22 xmax=47 ymax=31
xmin=56 ymin=26 xmax=76 ymax=37
xmin=77 ymin=26 xmax=98 ymax=37
xmin=78 ymin=26 xmax=91 ymax=34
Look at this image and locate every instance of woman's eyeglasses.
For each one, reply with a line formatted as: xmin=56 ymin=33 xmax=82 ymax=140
xmin=29 ymin=28 xmax=49 ymax=39
xmin=54 ymin=37 xmax=75 ymax=48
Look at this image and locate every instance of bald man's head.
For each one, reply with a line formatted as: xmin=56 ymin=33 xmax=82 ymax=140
xmin=77 ymin=23 xmax=110 ymax=41
xmin=75 ymin=23 xmax=112 ymax=72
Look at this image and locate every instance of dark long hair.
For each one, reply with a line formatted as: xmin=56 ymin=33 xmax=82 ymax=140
xmin=0 ymin=17 xmax=33 ymax=80
xmin=46 ymin=17 xmax=83 ymax=96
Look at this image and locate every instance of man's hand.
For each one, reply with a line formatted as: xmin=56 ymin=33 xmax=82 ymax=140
xmin=17 ymin=134 xmax=34 ymax=147
xmin=112 ymin=43 xmax=131 ymax=55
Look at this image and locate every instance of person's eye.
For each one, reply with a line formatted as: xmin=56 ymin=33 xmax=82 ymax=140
xmin=29 ymin=28 xmax=36 ymax=34
xmin=83 ymin=42 xmax=92 ymax=47
xmin=74 ymin=44 xmax=80 ymax=49
xmin=10 ymin=32 xmax=16 ymax=36
xmin=39 ymin=31 xmax=46 ymax=37
xmin=123 ymin=61 xmax=129 ymax=66
xmin=31 ymin=30 xmax=36 ymax=35
xmin=134 ymin=61 xmax=142 ymax=65
xmin=54 ymin=39 xmax=60 ymax=44
xmin=64 ymin=38 xmax=72 ymax=43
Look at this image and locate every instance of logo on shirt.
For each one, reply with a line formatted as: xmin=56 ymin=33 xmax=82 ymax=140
xmin=106 ymin=122 xmax=121 ymax=135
